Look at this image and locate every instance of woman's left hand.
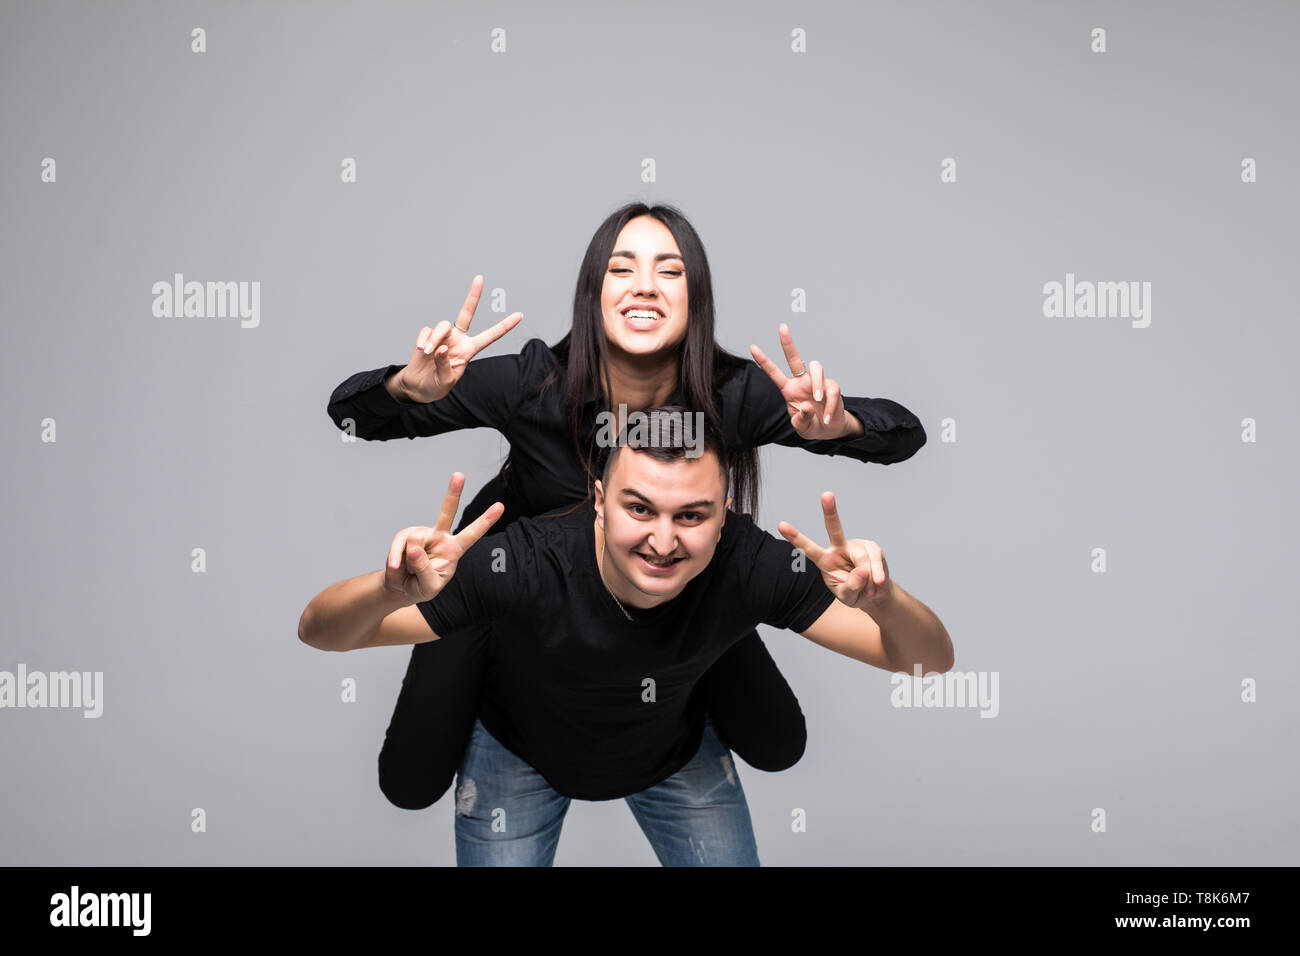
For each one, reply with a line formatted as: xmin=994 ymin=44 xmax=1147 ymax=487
xmin=750 ymin=324 xmax=860 ymax=440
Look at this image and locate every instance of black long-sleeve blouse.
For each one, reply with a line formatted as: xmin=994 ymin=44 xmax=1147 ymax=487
xmin=327 ymin=338 xmax=926 ymax=521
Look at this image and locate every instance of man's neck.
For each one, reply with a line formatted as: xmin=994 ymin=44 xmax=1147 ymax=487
xmin=600 ymin=349 xmax=679 ymax=412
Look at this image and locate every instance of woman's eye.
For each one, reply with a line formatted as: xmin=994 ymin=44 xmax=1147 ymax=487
xmin=608 ymin=268 xmax=683 ymax=276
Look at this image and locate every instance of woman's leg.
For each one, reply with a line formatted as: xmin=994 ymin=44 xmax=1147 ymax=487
xmin=376 ymin=475 xmax=508 ymax=810
xmin=623 ymin=716 xmax=760 ymax=866
xmin=696 ymin=630 xmax=807 ymax=772
xmin=454 ymin=719 xmax=572 ymax=867
xmin=377 ymin=622 xmax=489 ymax=809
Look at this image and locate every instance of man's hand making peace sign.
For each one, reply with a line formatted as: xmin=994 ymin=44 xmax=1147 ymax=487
xmin=383 ymin=472 xmax=505 ymax=604
xmin=393 ymin=275 xmax=524 ymax=404
xmin=778 ymin=491 xmax=893 ymax=611
xmin=750 ymin=324 xmax=866 ymax=441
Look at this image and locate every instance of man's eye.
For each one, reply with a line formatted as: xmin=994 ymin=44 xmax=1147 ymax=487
xmin=629 ymin=504 xmax=649 ymax=515
xmin=679 ymin=512 xmax=702 ymax=522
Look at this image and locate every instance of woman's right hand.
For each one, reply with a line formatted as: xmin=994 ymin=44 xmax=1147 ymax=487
xmin=393 ymin=275 xmax=523 ymax=403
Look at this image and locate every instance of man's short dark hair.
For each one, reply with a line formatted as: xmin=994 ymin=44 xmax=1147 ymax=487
xmin=597 ymin=405 xmax=729 ymax=497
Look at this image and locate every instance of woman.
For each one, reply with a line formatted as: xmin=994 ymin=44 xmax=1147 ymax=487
xmin=326 ymin=201 xmax=926 ymax=810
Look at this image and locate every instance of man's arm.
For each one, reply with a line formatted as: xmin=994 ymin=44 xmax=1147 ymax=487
xmin=799 ymin=583 xmax=953 ymax=674
xmin=773 ymin=490 xmax=953 ymax=674
xmin=298 ymin=570 xmax=438 ymax=652
xmin=298 ymin=472 xmax=506 ymax=652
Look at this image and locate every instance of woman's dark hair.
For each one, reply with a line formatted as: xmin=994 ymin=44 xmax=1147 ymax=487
xmin=540 ymin=201 xmax=761 ymax=515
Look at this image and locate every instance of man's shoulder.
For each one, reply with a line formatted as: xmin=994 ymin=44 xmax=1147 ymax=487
xmin=717 ymin=507 xmax=769 ymax=552
xmin=505 ymin=500 xmax=594 ymax=554
xmin=703 ymin=508 xmax=784 ymax=586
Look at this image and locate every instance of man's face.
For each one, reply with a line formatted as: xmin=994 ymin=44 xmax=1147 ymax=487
xmin=594 ymin=447 xmax=730 ymax=606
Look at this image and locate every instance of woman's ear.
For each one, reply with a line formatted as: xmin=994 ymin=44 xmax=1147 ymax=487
xmin=594 ymin=480 xmax=605 ymax=526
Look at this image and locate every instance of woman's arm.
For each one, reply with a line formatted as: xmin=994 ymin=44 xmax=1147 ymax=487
xmin=327 ymin=352 xmax=517 ymax=441
xmin=731 ymin=358 xmax=927 ymax=465
xmin=735 ymin=326 xmax=926 ymax=465
xmin=326 ymin=336 xmax=551 ymax=442
xmin=326 ymin=276 xmax=527 ymax=441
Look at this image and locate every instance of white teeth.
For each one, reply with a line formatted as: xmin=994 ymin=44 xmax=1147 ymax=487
xmin=625 ymin=310 xmax=660 ymax=319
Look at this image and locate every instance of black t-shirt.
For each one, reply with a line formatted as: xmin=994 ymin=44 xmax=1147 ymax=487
xmin=416 ymin=499 xmax=837 ymax=800
xmin=328 ymin=337 xmax=926 ymax=525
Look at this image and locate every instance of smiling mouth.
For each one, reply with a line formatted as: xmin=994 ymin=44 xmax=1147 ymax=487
xmin=636 ymin=551 xmax=685 ymax=569
xmin=622 ymin=310 xmax=663 ymax=330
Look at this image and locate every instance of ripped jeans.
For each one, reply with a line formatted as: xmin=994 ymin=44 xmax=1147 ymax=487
xmin=453 ymin=716 xmax=760 ymax=866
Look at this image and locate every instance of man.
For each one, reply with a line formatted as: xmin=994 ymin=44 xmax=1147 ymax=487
xmin=299 ymin=407 xmax=953 ymax=865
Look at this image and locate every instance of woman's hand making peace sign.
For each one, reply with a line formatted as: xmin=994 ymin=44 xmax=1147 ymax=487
xmin=393 ymin=275 xmax=524 ymax=404
xmin=750 ymin=324 xmax=865 ymax=441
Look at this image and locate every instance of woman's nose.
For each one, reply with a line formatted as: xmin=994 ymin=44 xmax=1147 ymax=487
xmin=634 ymin=269 xmax=660 ymax=294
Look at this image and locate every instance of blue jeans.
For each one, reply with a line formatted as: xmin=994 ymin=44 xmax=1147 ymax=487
xmin=453 ymin=717 xmax=760 ymax=866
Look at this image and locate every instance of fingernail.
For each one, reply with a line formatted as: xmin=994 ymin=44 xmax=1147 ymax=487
xmin=814 ymin=390 xmax=822 ymax=401
xmin=823 ymin=414 xmax=830 ymax=424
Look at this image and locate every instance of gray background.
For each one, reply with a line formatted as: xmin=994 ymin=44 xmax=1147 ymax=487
xmin=2 ymin=0 xmax=1297 ymax=866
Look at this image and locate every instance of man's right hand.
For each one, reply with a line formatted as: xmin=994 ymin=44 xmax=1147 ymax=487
xmin=383 ymin=472 xmax=505 ymax=603
xmin=391 ymin=275 xmax=523 ymax=403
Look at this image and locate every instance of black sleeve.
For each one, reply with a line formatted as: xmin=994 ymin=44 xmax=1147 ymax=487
xmin=728 ymin=361 xmax=927 ymax=465
xmin=734 ymin=516 xmax=838 ymax=633
xmin=415 ymin=525 xmax=523 ymax=638
xmin=325 ymin=338 xmax=549 ymax=441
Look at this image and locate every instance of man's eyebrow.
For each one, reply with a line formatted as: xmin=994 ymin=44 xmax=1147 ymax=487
xmin=609 ymin=250 xmax=684 ymax=263
xmin=619 ymin=488 xmax=716 ymax=510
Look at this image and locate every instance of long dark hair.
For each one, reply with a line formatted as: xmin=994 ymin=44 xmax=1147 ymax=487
xmin=540 ymin=201 xmax=761 ymax=515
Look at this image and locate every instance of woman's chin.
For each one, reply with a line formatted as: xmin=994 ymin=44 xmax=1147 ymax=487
xmin=605 ymin=330 xmax=682 ymax=358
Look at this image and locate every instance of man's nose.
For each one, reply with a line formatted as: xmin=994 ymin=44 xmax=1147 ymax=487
xmin=646 ymin=517 xmax=677 ymax=555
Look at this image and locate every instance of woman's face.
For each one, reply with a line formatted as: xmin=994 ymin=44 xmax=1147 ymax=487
xmin=600 ymin=215 xmax=689 ymax=358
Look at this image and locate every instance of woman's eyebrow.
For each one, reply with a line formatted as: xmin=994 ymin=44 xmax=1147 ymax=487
xmin=609 ymin=251 xmax=684 ymax=262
